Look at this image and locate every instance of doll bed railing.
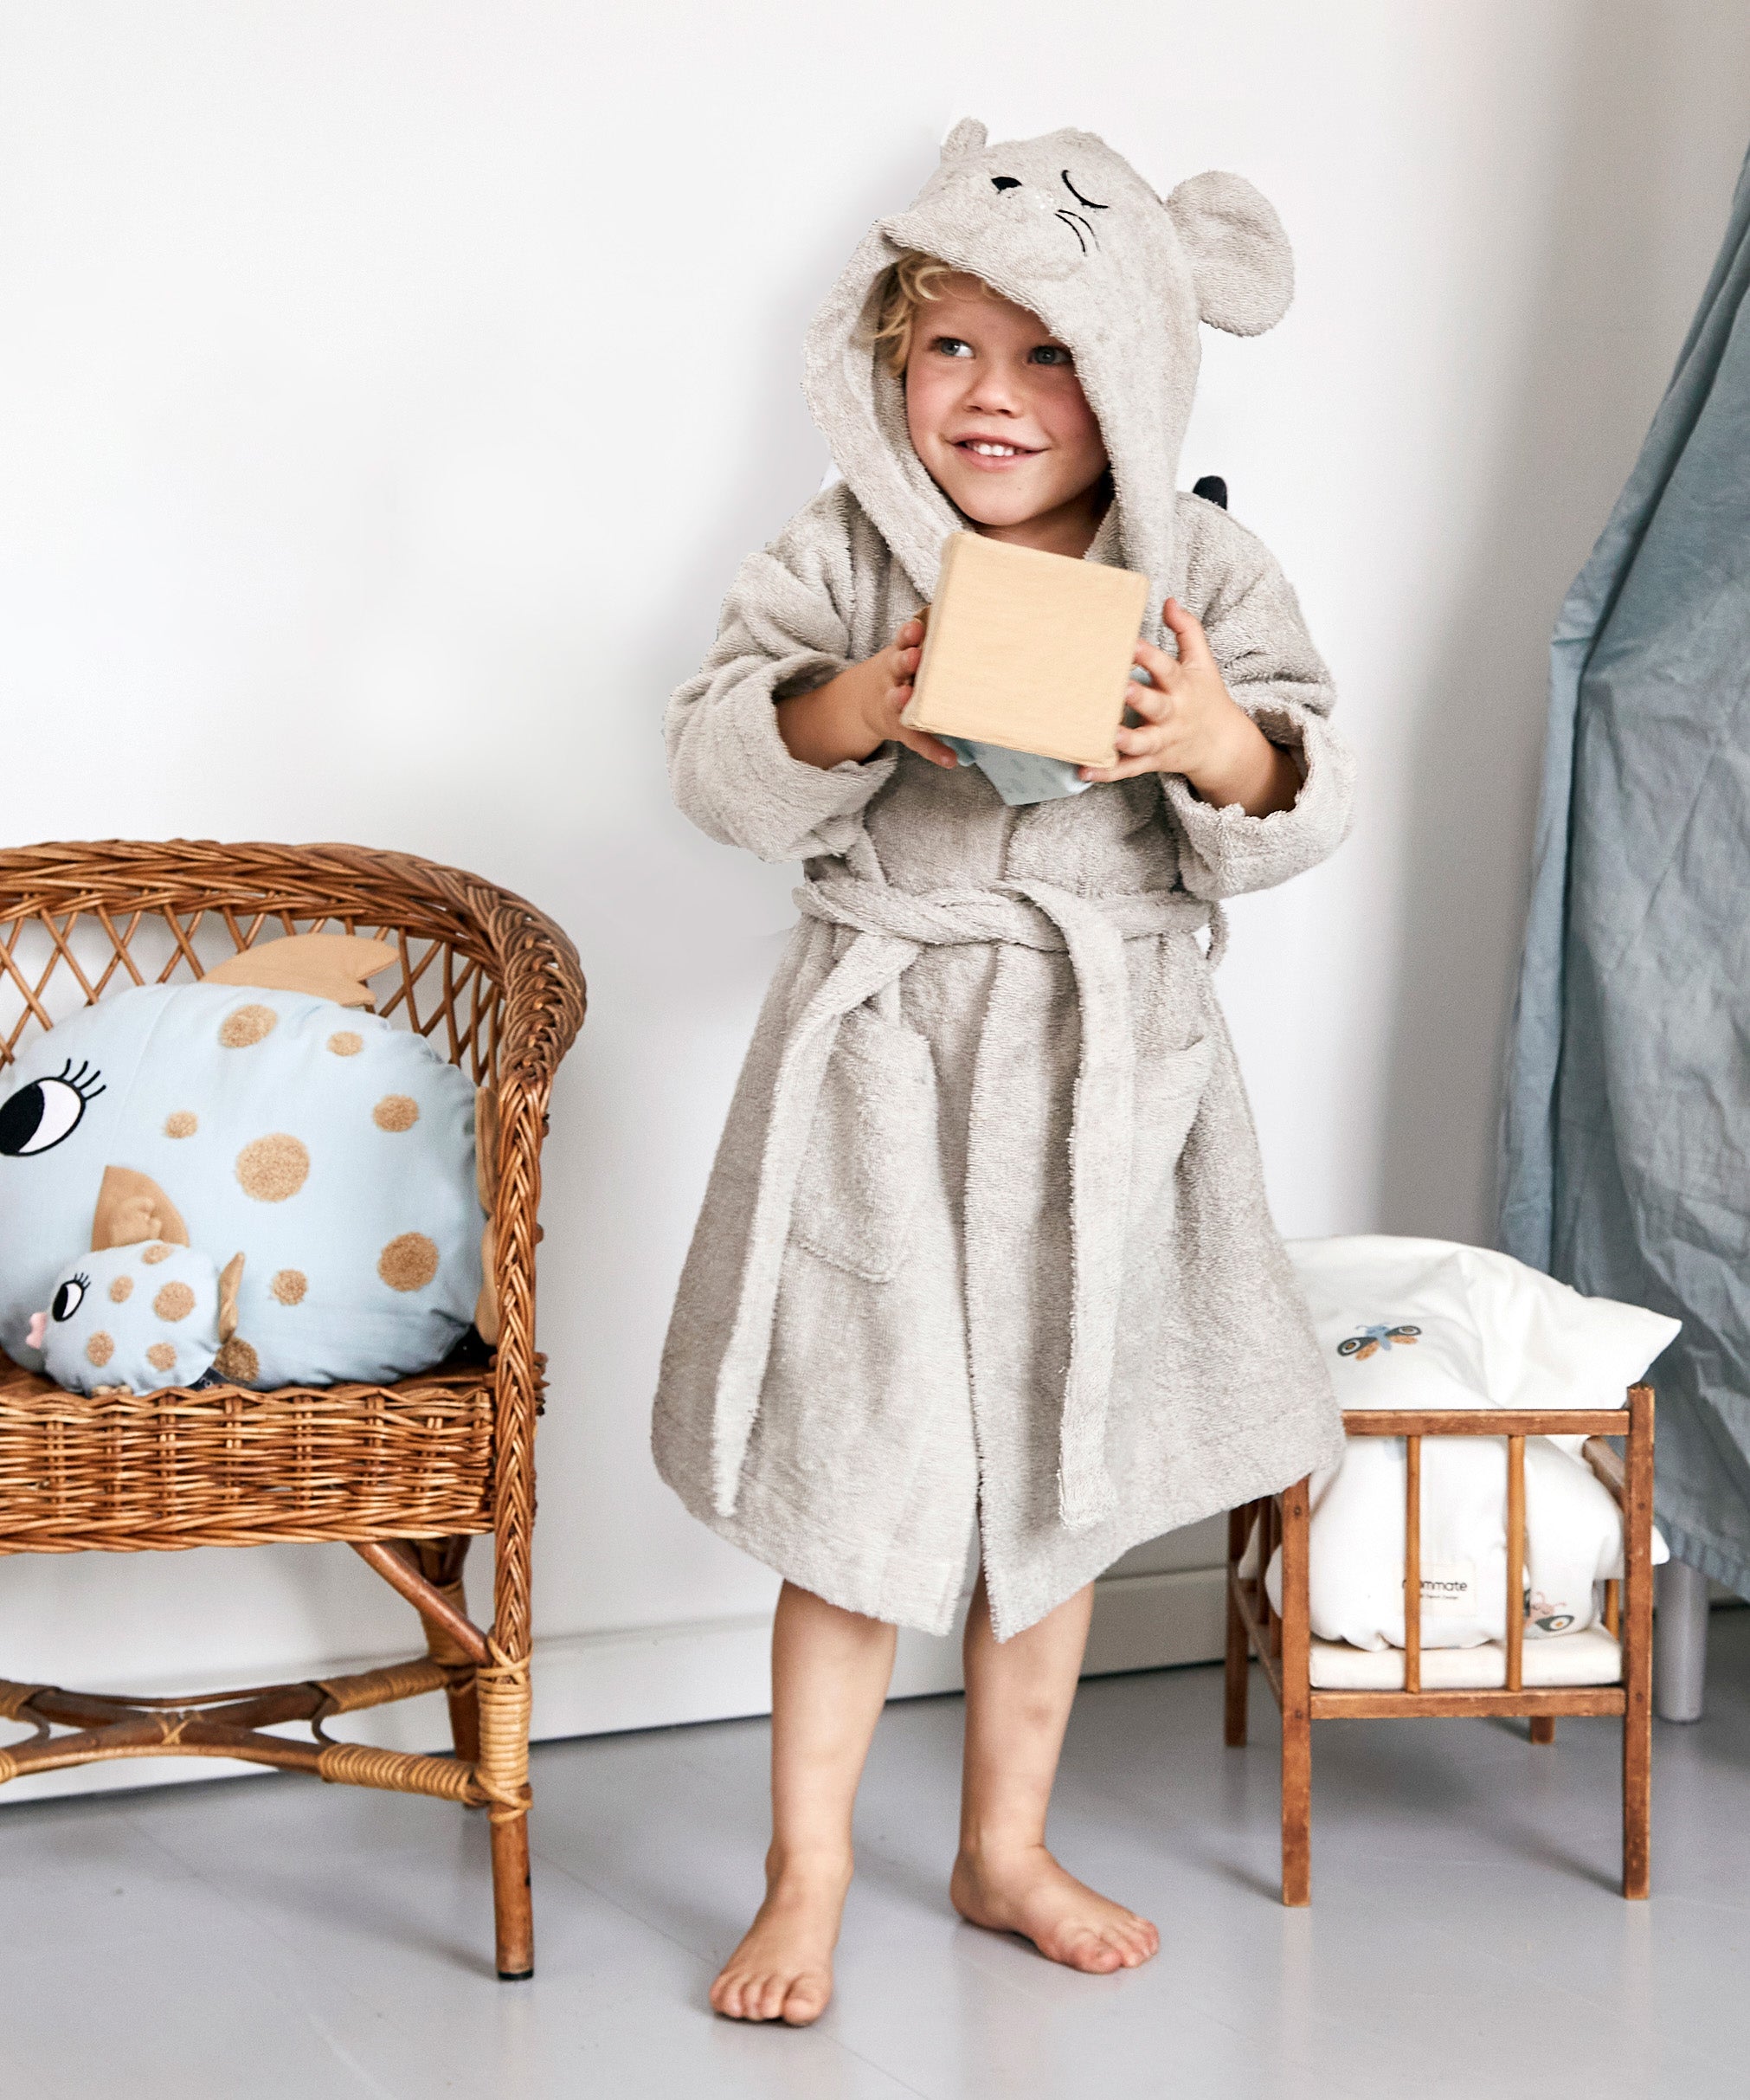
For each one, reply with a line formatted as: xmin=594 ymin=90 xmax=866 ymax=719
xmin=0 ymin=841 xmax=585 ymax=1979
xmin=1224 ymin=1385 xmax=1654 ymax=1906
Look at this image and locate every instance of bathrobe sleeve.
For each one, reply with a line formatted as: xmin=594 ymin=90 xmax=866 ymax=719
xmin=666 ymin=493 xmax=899 ymax=864
xmin=1160 ymin=499 xmax=1357 ymax=899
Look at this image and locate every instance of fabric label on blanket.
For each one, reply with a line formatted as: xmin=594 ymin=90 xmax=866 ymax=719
xmin=1420 ymin=1561 xmax=1476 ymax=1615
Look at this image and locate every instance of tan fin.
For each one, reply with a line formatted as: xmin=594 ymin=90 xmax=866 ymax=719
xmin=205 ymin=934 xmax=396 ymax=1009
xmin=217 ymin=1252 xmax=246 ymax=1343
xmin=92 ymin=1167 xmax=190 ymax=1251
xmin=474 ymin=1217 xmax=499 ymax=1345
xmin=475 ymin=1085 xmax=500 ymax=1213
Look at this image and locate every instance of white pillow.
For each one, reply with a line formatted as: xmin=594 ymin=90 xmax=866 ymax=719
xmin=1261 ymin=1237 xmax=1677 ymax=1652
xmin=1287 ymin=1236 xmax=1677 ymax=1427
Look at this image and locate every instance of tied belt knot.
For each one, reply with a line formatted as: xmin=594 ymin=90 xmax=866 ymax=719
xmin=711 ymin=873 xmax=1223 ymax=1532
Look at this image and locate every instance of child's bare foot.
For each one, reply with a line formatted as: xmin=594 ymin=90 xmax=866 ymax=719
xmin=950 ymin=1844 xmax=1159 ymax=1974
xmin=709 ymin=1852 xmax=851 ymax=2025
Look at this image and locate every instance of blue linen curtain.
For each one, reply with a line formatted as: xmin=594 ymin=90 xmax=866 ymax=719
xmin=1500 ymin=145 xmax=1750 ymax=1596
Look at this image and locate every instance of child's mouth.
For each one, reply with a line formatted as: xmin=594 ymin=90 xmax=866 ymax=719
xmin=952 ymin=439 xmax=1039 ymax=467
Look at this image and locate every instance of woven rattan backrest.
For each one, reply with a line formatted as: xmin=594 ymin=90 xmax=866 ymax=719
xmin=0 ymin=842 xmax=511 ymax=1084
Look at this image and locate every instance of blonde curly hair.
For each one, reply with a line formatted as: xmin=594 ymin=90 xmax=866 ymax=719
xmin=871 ymin=251 xmax=995 ymax=377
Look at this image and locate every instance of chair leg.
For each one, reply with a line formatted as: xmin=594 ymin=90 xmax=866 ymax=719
xmin=410 ymin=1531 xmax=534 ymax=1972
xmin=1224 ymin=1504 xmax=1251 ymax=1748
xmin=487 ymin=1201 xmax=543 ymax=1975
xmin=1281 ymin=1705 xmax=1311 ymax=1908
xmin=413 ymin=1536 xmax=480 ymax=1763
xmin=1621 ymin=1385 xmax=1654 ymax=1899
xmin=1529 ymin=1716 xmax=1556 ymax=1746
xmin=477 ymin=1648 xmax=535 ymax=1977
xmin=1278 ymin=1480 xmax=1312 ymax=1906
xmin=490 ymin=1813 xmax=535 ymax=1980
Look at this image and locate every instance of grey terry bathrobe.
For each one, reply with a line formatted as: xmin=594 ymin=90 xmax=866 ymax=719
xmin=653 ymin=122 xmax=1355 ymax=1640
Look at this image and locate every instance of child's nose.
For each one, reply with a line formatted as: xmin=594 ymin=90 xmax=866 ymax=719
xmin=965 ymin=370 xmax=1026 ymax=413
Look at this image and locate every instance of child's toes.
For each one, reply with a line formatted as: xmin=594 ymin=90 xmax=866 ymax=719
xmin=1061 ymin=1928 xmax=1122 ymax=1973
xmin=782 ymin=1973 xmax=830 ymax=2025
xmin=1108 ymin=1917 xmax=1149 ymax=1956
xmin=755 ymin=1974 xmax=791 ymax=2021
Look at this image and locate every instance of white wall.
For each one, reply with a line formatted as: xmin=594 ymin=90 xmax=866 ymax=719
xmin=1 ymin=0 xmax=1747 ymax=1798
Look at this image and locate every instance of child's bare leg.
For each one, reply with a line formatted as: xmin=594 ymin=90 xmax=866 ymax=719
xmin=950 ymin=1573 xmax=1159 ymax=1973
xmin=711 ymin=1580 xmax=896 ymax=2026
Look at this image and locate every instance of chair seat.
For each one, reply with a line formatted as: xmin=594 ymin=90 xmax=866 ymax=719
xmin=0 ymin=1348 xmax=496 ymax=1553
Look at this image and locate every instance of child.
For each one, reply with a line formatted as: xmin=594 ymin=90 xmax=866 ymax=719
xmin=654 ymin=122 xmax=1354 ymax=2025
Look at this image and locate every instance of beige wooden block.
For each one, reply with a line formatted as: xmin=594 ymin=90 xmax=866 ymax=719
xmin=900 ymin=531 xmax=1150 ymax=768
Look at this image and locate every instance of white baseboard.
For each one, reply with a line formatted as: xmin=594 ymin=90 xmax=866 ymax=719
xmin=0 ymin=1564 xmax=1227 ymax=1806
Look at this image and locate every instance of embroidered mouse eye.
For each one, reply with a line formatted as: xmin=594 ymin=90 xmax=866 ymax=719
xmin=1060 ymin=171 xmax=1109 ymax=211
xmin=0 ymin=1060 xmax=105 ymax=1157
xmin=52 ymin=1272 xmax=91 ymax=1323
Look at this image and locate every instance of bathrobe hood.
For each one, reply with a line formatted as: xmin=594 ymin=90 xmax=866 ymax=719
xmin=803 ymin=119 xmax=1294 ymax=631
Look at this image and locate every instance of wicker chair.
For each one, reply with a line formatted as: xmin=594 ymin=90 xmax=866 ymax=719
xmin=0 ymin=841 xmax=584 ymax=1978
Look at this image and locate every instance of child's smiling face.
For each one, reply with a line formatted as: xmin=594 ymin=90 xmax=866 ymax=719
xmin=903 ymin=275 xmax=1110 ymax=554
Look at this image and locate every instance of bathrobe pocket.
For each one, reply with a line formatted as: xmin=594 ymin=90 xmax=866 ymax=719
xmin=790 ymin=1006 xmax=937 ymax=1282
xmin=1129 ymin=1034 xmax=1216 ymax=1221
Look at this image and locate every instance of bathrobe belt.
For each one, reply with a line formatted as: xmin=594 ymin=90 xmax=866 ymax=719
xmin=711 ymin=873 xmax=1224 ymax=1533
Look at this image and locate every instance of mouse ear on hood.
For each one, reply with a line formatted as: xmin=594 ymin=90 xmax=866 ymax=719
xmin=939 ymin=116 xmax=988 ymax=161
xmin=1164 ymin=171 xmax=1294 ymax=337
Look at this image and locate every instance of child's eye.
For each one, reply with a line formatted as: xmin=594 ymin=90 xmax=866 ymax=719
xmin=1029 ymin=345 xmax=1074 ymax=367
xmin=929 ymin=336 xmax=975 ymax=359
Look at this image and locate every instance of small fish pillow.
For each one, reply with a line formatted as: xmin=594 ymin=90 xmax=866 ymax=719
xmin=30 ymin=1242 xmax=241 ymax=1395
xmin=0 ymin=935 xmax=491 ymax=1391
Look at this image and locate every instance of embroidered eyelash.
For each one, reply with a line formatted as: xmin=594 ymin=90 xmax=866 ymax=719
xmin=54 ymin=1059 xmax=106 ymax=1104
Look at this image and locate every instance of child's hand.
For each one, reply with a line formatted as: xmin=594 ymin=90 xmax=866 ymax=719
xmin=1078 ymin=598 xmax=1300 ymax=818
xmin=775 ymin=615 xmax=959 ymax=772
xmin=854 ymin=616 xmax=958 ymax=768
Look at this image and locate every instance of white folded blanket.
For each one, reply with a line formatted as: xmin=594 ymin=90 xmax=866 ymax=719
xmin=1256 ymin=1238 xmax=1676 ymax=1658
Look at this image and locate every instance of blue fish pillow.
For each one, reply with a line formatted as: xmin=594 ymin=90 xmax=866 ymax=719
xmin=0 ymin=935 xmax=490 ymax=1390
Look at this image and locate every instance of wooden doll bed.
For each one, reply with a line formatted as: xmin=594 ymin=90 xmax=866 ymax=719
xmin=1224 ymin=1385 xmax=1654 ymax=1904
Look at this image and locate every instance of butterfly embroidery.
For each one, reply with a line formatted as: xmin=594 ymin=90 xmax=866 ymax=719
xmin=1337 ymin=1323 xmax=1422 ymax=1362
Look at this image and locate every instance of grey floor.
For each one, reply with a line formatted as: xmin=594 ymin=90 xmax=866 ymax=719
xmin=6 ymin=1615 xmax=1749 ymax=2100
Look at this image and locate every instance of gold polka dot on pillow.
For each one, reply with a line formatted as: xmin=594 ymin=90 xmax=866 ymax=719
xmin=164 ymin=1111 xmax=197 ymax=1138
xmin=271 ymin=1268 xmax=307 ymax=1306
xmin=378 ymin=1233 xmax=439 ymax=1292
xmin=214 ymin=1337 xmax=259 ymax=1383
xmin=146 ymin=1342 xmax=177 ymax=1375
xmin=109 ymin=1274 xmax=133 ymax=1304
xmin=235 ymin=1133 xmax=310 ymax=1202
xmin=86 ymin=1331 xmax=114 ymax=1369
xmin=219 ymin=1004 xmax=278 ymax=1048
xmin=327 ymin=1031 xmax=364 ymax=1057
xmin=141 ymin=1243 xmax=174 ymax=1266
xmin=372 ymin=1094 xmax=419 ymax=1133
xmin=153 ymin=1281 xmax=196 ymax=1323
